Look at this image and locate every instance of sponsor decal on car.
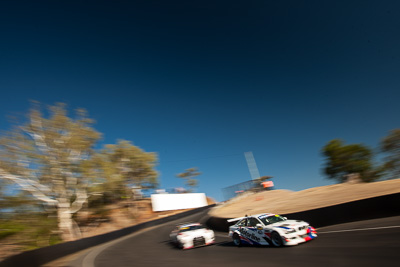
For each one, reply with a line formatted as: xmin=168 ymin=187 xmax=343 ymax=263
xmin=239 ymin=228 xmax=261 ymax=242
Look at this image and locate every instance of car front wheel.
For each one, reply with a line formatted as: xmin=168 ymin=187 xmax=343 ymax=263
xmin=176 ymin=241 xmax=183 ymax=249
xmin=271 ymin=232 xmax=283 ymax=247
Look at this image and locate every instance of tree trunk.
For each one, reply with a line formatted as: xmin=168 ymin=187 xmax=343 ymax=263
xmin=57 ymin=200 xmax=80 ymax=241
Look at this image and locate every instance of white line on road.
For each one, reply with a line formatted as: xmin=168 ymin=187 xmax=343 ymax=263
xmin=318 ymin=225 xmax=400 ymax=234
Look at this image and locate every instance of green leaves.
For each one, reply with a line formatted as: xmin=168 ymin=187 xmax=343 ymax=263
xmin=322 ymin=129 xmax=400 ymax=183
xmin=176 ymin=167 xmax=201 ymax=192
xmin=0 ymin=102 xmax=159 ymax=241
xmin=87 ymin=140 xmax=159 ymax=203
xmin=322 ymin=139 xmax=381 ymax=183
xmin=381 ymin=129 xmax=400 ymax=179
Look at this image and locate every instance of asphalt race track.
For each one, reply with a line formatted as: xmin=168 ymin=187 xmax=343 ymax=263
xmin=70 ymin=210 xmax=400 ymax=267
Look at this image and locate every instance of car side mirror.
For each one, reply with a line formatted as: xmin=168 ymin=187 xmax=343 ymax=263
xmin=256 ymin=224 xmax=263 ymax=230
xmin=283 ymin=217 xmax=287 ymax=220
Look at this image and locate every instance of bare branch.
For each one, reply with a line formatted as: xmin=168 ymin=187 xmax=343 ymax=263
xmin=0 ymin=168 xmax=57 ymax=204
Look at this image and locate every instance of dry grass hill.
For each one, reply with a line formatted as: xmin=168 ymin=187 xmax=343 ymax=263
xmin=210 ymin=179 xmax=400 ymax=218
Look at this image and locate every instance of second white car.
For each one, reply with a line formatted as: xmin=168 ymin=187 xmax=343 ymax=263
xmin=170 ymin=223 xmax=215 ymax=249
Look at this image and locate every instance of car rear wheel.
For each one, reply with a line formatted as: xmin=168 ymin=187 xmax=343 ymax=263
xmin=233 ymin=233 xmax=241 ymax=247
xmin=271 ymin=231 xmax=283 ymax=247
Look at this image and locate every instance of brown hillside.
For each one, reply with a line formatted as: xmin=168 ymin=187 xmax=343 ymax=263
xmin=210 ymin=179 xmax=400 ymax=218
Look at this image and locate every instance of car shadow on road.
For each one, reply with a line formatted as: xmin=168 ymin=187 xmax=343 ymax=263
xmin=215 ymin=241 xmax=283 ymax=249
xmin=214 ymin=241 xmax=236 ymax=247
xmin=159 ymin=239 xmax=181 ymax=249
xmin=160 ymin=239 xmax=225 ymax=250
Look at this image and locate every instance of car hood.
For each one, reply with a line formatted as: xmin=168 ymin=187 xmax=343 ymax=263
xmin=181 ymin=229 xmax=213 ymax=235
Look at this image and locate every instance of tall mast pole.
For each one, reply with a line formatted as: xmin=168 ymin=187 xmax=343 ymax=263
xmin=244 ymin=151 xmax=260 ymax=180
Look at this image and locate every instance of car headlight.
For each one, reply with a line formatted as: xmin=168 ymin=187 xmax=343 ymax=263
xmin=285 ymin=229 xmax=296 ymax=234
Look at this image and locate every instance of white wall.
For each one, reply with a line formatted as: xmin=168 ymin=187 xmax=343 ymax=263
xmin=151 ymin=193 xmax=208 ymax=212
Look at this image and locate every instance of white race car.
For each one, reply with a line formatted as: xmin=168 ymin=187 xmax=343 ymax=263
xmin=170 ymin=223 xmax=215 ymax=249
xmin=228 ymin=213 xmax=317 ymax=247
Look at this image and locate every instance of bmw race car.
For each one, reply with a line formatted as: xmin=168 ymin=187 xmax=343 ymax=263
xmin=170 ymin=223 xmax=215 ymax=249
xmin=228 ymin=213 xmax=317 ymax=247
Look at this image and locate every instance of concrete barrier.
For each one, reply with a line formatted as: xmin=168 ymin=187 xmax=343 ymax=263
xmin=0 ymin=205 xmax=214 ymax=267
xmin=206 ymin=192 xmax=400 ymax=232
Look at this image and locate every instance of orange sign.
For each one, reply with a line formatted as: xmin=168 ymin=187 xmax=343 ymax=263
xmin=261 ymin=181 xmax=274 ymax=188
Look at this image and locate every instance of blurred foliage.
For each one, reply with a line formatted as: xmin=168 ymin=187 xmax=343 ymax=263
xmin=381 ymin=129 xmax=400 ymax=179
xmin=176 ymin=167 xmax=201 ymax=192
xmin=87 ymin=140 xmax=158 ymax=205
xmin=0 ymin=102 xmax=159 ymax=243
xmin=0 ymin=211 xmax=61 ymax=250
xmin=0 ymin=192 xmax=37 ymax=212
xmin=0 ymin=102 xmax=102 ymax=240
xmin=322 ymin=139 xmax=383 ymax=183
xmin=0 ymin=221 xmax=25 ymax=240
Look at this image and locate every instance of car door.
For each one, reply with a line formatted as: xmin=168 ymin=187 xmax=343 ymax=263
xmin=236 ymin=218 xmax=263 ymax=245
xmin=246 ymin=217 xmax=267 ymax=245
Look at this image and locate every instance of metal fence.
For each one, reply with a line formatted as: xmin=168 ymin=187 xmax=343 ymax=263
xmin=221 ymin=180 xmax=259 ymax=201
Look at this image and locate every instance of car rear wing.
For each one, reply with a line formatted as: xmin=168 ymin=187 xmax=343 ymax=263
xmin=227 ymin=216 xmax=247 ymax=223
xmin=176 ymin=222 xmax=201 ymax=227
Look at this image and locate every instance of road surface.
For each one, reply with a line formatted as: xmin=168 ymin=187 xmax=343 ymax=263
xmin=69 ymin=211 xmax=400 ymax=267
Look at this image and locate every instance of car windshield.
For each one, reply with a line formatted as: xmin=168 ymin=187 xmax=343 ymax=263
xmin=258 ymin=215 xmax=286 ymax=225
xmin=180 ymin=225 xmax=204 ymax=232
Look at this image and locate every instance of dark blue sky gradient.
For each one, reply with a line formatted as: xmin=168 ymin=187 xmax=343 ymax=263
xmin=1 ymin=0 xmax=400 ymax=200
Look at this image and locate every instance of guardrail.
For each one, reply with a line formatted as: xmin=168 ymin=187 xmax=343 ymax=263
xmin=0 ymin=205 xmax=215 ymax=267
xmin=206 ymin=192 xmax=400 ymax=232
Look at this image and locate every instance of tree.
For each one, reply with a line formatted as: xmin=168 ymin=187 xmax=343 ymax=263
xmin=176 ymin=167 xmax=201 ymax=192
xmin=0 ymin=103 xmax=101 ymax=240
xmin=0 ymin=103 xmax=101 ymax=241
xmin=90 ymin=140 xmax=158 ymax=203
xmin=381 ymin=129 xmax=400 ymax=179
xmin=0 ymin=103 xmax=159 ymax=242
xmin=321 ymin=139 xmax=381 ymax=183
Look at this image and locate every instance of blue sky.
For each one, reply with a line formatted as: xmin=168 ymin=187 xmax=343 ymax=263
xmin=1 ymin=0 xmax=399 ymax=201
